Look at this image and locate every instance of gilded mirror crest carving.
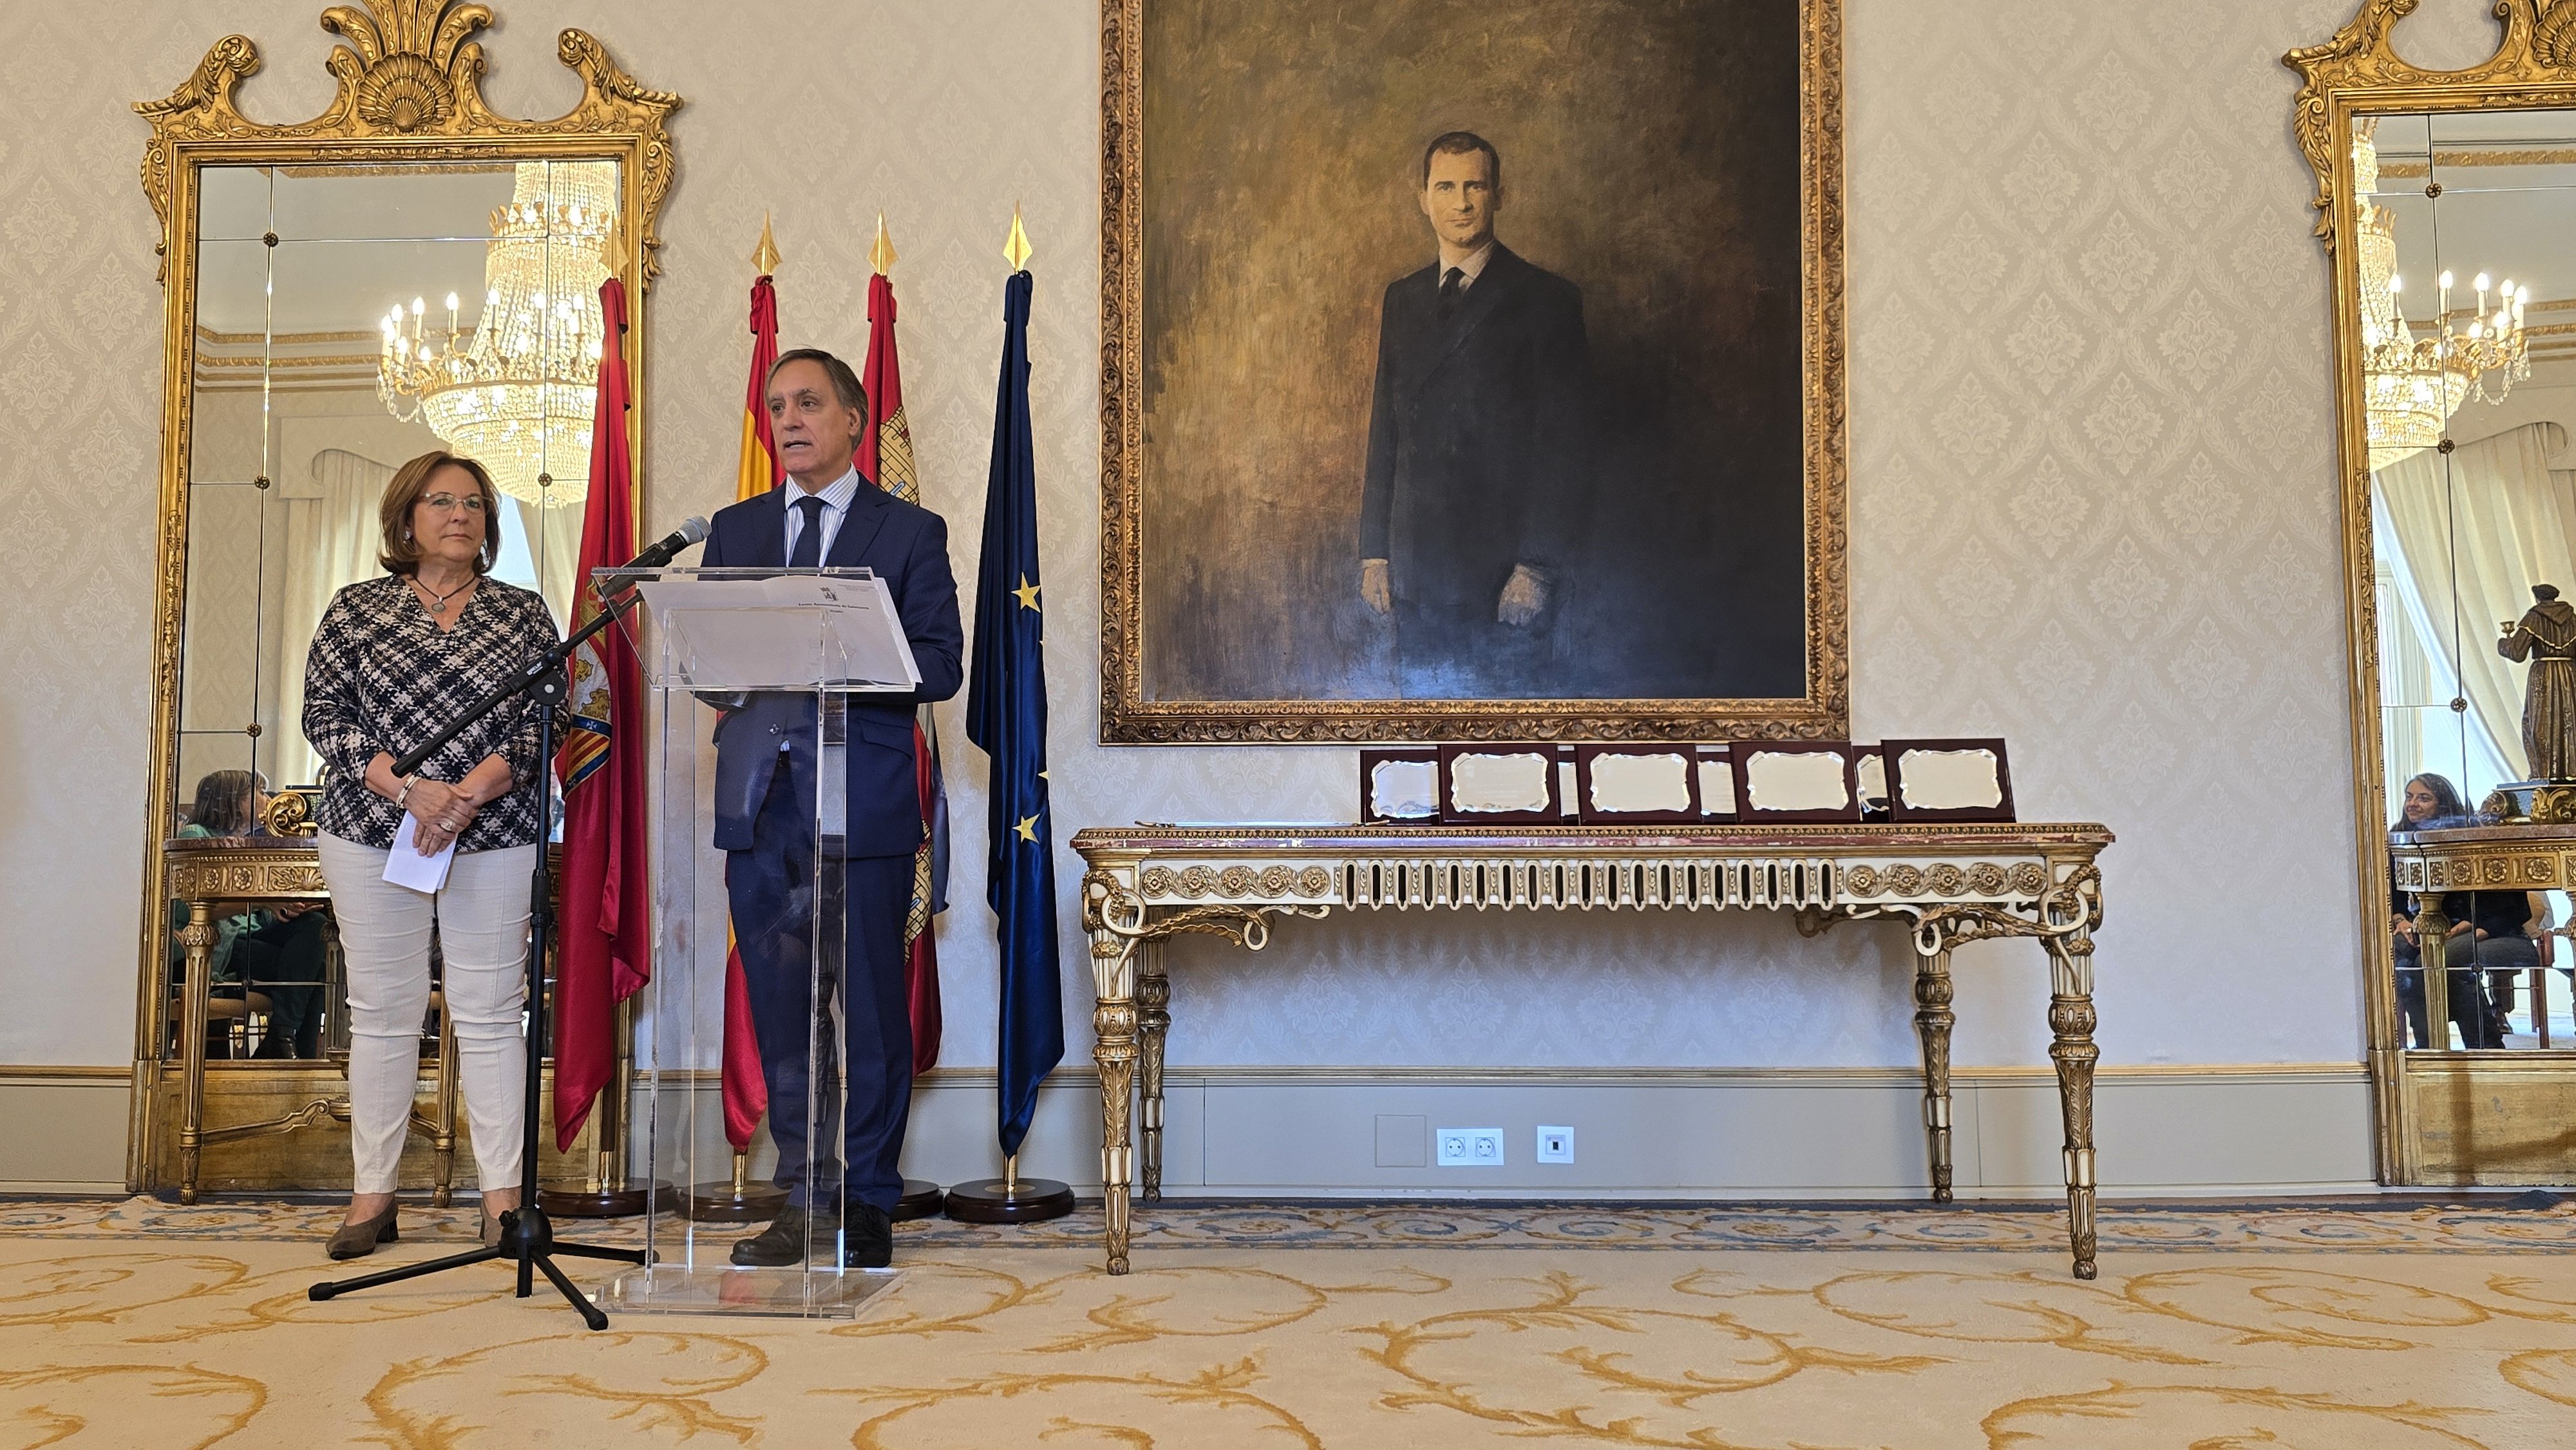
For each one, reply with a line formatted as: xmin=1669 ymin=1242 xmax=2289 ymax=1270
xmin=127 ymin=0 xmax=678 ymax=1194
xmin=136 ymin=1 xmax=680 ymax=285
xmin=2289 ymin=0 xmax=2576 ymax=1187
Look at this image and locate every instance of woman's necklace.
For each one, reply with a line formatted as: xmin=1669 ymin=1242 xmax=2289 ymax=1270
xmin=412 ymin=574 xmax=473 ymax=617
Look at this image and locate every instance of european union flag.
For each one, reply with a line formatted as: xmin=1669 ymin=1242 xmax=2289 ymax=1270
xmin=965 ymin=268 xmax=1062 ymax=1157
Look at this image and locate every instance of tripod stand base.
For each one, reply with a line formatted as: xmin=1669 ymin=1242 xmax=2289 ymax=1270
xmin=538 ymin=1179 xmax=664 ymax=1218
xmin=943 ymin=1176 xmax=1075 ymax=1223
xmin=309 ymin=1205 xmax=648 ymax=1332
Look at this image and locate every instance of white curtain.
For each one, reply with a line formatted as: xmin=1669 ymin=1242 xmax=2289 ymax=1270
xmin=273 ymin=449 xmax=393 ymax=788
xmin=512 ymin=496 xmax=580 ymax=626
xmin=2372 ymin=419 xmax=2576 ymax=803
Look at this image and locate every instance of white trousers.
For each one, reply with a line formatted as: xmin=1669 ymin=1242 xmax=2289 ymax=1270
xmin=317 ymin=832 xmax=534 ymax=1194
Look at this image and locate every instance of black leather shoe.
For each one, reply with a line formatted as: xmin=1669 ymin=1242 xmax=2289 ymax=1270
xmin=730 ymin=1206 xmax=826 ymax=1267
xmin=843 ymin=1203 xmax=893 ymax=1269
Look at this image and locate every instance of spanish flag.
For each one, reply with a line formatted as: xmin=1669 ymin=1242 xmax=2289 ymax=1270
xmin=717 ymin=243 xmax=783 ymax=1154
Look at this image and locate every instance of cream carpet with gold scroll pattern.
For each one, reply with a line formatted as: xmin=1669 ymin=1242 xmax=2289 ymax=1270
xmin=2 ymin=1195 xmax=2573 ymax=1448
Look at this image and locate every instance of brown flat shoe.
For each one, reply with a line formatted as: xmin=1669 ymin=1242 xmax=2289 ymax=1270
xmin=481 ymin=1209 xmax=507 ymax=1248
xmin=327 ymin=1203 xmax=399 ymax=1260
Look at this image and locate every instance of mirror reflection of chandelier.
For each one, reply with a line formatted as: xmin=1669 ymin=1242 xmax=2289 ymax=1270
xmin=376 ymin=161 xmax=616 ymax=505
xmin=2353 ymin=127 xmax=2532 ymax=471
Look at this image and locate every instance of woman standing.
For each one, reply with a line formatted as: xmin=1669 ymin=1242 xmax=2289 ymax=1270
xmin=301 ymin=451 xmax=561 ymax=1258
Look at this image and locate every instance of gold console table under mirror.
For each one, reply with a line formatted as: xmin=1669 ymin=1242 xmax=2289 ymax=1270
xmin=2290 ymin=1 xmax=2576 ymax=1187
xmin=1072 ymin=824 xmax=2111 ymax=1279
xmin=127 ymin=0 xmax=680 ymax=1196
xmin=162 ymin=831 xmax=462 ymax=1203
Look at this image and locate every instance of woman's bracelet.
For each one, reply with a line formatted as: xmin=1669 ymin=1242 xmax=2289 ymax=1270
xmin=393 ymin=775 xmax=419 ymax=808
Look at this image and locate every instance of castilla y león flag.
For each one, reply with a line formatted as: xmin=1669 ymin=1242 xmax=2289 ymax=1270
xmin=551 ymin=274 xmax=649 ymax=1152
xmin=860 ymin=233 xmax=949 ymax=1076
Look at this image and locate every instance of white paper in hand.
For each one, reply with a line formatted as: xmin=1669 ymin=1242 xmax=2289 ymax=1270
xmin=383 ymin=813 xmax=457 ymax=893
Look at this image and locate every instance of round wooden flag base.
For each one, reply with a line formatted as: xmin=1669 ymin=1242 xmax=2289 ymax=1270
xmin=685 ymin=1178 xmax=945 ymax=1223
xmin=893 ymin=1178 xmax=948 ymax=1223
xmin=683 ymin=1180 xmax=788 ymax=1223
xmin=944 ymin=1175 xmax=1076 ymax=1224
xmin=536 ymin=1179 xmax=661 ymax=1218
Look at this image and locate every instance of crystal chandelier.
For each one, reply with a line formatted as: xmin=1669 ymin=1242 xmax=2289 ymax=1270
xmin=377 ymin=162 xmax=616 ymax=505
xmin=2353 ymin=128 xmax=2532 ymax=471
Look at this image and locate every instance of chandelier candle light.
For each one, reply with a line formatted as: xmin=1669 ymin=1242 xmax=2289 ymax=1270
xmin=2353 ymin=129 xmax=2533 ymax=469
xmin=377 ymin=161 xmax=619 ymax=506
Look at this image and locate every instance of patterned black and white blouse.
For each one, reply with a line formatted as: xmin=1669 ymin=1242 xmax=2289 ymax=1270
xmin=301 ymin=574 xmax=564 ymax=854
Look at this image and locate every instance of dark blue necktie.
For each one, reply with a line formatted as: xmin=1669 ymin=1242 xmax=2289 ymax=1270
xmin=789 ymin=494 xmax=828 ymax=568
xmin=1437 ymin=266 xmax=1464 ymax=320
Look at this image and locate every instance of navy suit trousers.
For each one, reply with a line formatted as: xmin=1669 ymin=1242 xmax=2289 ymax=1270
xmin=726 ymin=746 xmax=914 ymax=1213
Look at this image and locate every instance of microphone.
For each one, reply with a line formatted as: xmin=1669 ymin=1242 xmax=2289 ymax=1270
xmin=629 ymin=515 xmax=710 ymax=570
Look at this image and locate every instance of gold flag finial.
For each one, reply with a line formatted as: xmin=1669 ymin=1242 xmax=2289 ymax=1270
xmin=871 ymin=212 xmax=898 ymax=277
xmin=752 ymin=211 xmax=782 ymax=277
xmin=601 ymin=222 xmax=629 ymax=277
xmin=1003 ymin=204 xmax=1033 ymax=272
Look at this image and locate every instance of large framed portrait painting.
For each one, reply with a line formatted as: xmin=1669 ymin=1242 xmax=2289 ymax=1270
xmin=1101 ymin=0 xmax=1846 ymax=741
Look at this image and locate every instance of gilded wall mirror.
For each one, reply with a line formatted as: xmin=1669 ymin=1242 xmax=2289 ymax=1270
xmin=2291 ymin=0 xmax=2576 ymax=1185
xmin=129 ymin=0 xmax=678 ymax=1196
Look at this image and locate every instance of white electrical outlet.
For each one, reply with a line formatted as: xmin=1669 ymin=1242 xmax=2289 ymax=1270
xmin=1436 ymin=1127 xmax=1506 ymax=1167
xmin=1537 ymin=1125 xmax=1575 ymax=1164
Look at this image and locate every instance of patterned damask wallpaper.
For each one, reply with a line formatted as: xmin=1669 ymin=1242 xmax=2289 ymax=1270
xmin=0 ymin=0 xmax=2452 ymax=1070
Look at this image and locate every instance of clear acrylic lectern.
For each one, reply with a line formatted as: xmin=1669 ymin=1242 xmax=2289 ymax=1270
xmin=597 ymin=566 xmax=920 ymax=1317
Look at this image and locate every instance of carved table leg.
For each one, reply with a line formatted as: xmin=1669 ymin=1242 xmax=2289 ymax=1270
xmin=1087 ymin=890 xmax=1142 ymax=1276
xmin=1136 ymin=942 xmax=1170 ymax=1203
xmin=2045 ymin=934 xmax=2100 ymax=1280
xmin=1094 ymin=991 xmax=1138 ymax=1276
xmin=178 ymin=902 xmax=216 ymax=1206
xmin=1911 ymin=945 xmax=1956 ymax=1203
xmin=432 ymin=1000 xmax=459 ymax=1207
xmin=2418 ymin=891 xmax=2452 ymax=1050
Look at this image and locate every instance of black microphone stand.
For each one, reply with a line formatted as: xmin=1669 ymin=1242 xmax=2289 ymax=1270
xmin=310 ymin=581 xmax=652 ymax=1330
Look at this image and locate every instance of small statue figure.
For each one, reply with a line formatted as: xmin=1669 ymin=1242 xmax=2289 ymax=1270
xmin=2499 ymin=583 xmax=2576 ymax=782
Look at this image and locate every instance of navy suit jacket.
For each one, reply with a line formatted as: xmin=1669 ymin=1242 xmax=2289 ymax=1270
xmin=699 ymin=482 xmax=963 ymax=858
xmin=1358 ymin=243 xmax=1588 ymax=625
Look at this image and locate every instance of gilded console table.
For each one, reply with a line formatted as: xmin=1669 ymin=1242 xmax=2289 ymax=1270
xmin=159 ymin=836 xmax=458 ymax=1204
xmin=1070 ymin=824 xmax=2113 ymax=1279
xmin=2387 ymin=825 xmax=2559 ymax=1050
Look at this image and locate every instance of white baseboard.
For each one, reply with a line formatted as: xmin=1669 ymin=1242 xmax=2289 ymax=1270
xmin=895 ymin=1063 xmax=2378 ymax=1200
xmin=0 ymin=1063 xmax=2378 ymax=1200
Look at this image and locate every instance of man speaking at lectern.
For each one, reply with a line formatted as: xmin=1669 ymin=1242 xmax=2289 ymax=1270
xmin=699 ymin=348 xmax=963 ymax=1268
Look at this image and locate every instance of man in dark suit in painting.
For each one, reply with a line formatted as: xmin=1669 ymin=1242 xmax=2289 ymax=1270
xmin=1359 ymin=131 xmax=1589 ymax=697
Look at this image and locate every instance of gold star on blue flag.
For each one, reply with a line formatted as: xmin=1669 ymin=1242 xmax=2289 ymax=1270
xmin=965 ymin=265 xmax=1062 ymax=1160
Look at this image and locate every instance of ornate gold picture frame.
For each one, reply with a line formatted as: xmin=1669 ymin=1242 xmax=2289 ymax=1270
xmin=1099 ymin=0 xmax=1848 ymax=743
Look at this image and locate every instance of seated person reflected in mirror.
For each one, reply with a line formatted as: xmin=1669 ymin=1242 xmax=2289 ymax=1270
xmin=2387 ymin=773 xmax=2501 ymax=1050
xmin=2474 ymin=890 xmax=2547 ymax=1044
xmin=169 ymin=769 xmax=330 ymax=1059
